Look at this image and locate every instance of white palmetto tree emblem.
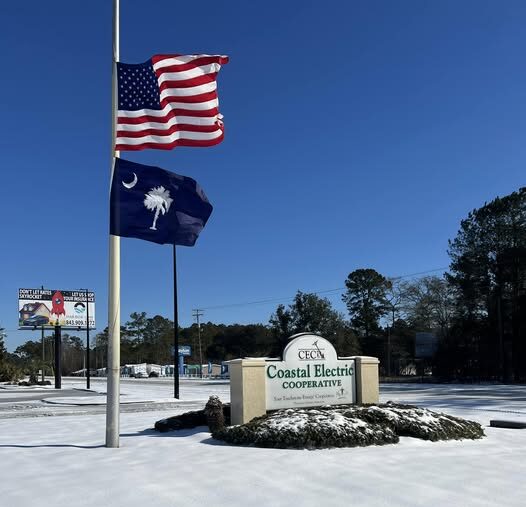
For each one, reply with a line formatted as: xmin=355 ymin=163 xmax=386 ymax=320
xmin=143 ymin=186 xmax=173 ymax=231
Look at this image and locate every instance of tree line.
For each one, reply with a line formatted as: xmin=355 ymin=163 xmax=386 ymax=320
xmin=1 ymin=187 xmax=525 ymax=382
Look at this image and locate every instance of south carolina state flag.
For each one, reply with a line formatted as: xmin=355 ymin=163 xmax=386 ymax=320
xmin=110 ymin=158 xmax=213 ymax=246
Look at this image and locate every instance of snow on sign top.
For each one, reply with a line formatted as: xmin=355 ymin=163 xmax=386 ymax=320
xmin=282 ymin=333 xmax=338 ymax=362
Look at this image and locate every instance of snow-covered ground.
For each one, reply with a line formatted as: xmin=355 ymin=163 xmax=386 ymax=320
xmin=0 ymin=377 xmax=230 ymax=418
xmin=0 ymin=381 xmax=525 ymax=507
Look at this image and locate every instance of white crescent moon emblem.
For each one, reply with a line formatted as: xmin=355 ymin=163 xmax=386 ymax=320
xmin=122 ymin=173 xmax=138 ymax=189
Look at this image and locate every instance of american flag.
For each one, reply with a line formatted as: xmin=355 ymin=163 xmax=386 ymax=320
xmin=116 ymin=54 xmax=228 ymax=151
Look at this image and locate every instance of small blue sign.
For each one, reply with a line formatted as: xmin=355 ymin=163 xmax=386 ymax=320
xmin=171 ymin=345 xmax=192 ymax=357
xmin=179 ymin=345 xmax=191 ymax=356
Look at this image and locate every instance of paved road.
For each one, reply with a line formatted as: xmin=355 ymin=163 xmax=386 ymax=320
xmin=0 ymin=388 xmax=101 ymax=403
xmin=0 ymin=377 xmax=230 ymax=419
xmin=2 ymin=380 xmax=525 ymax=421
xmin=0 ymin=400 xmax=202 ymax=419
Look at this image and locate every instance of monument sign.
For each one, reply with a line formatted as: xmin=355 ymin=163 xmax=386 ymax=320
xmin=228 ymin=332 xmax=379 ymax=425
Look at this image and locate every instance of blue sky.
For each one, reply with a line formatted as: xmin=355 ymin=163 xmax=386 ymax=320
xmin=1 ymin=0 xmax=525 ymax=350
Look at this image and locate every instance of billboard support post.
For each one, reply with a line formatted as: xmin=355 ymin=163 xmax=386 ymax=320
xmin=41 ymin=325 xmax=45 ymax=383
xmin=86 ymin=288 xmax=91 ymax=390
xmin=41 ymin=284 xmax=45 ymax=383
xmin=54 ymin=324 xmax=62 ymax=389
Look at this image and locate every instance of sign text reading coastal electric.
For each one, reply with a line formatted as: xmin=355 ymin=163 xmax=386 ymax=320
xmin=267 ymin=363 xmax=354 ymax=389
xmin=18 ymin=288 xmax=96 ymax=330
xmin=265 ymin=333 xmax=355 ymax=410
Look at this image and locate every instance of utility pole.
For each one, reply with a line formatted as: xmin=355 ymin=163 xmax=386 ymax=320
xmin=78 ymin=288 xmax=92 ymax=389
xmin=386 ymin=277 xmax=401 ymax=379
xmin=497 ymin=291 xmax=504 ymax=381
xmin=192 ymin=309 xmax=204 ymax=378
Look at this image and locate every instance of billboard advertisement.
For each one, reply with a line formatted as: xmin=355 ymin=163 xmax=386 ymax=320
xmin=18 ymin=288 xmax=96 ymax=330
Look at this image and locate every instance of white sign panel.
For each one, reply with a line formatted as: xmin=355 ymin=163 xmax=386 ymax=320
xmin=265 ymin=333 xmax=355 ymax=410
xmin=18 ymin=288 xmax=96 ymax=330
xmin=415 ymin=332 xmax=438 ymax=358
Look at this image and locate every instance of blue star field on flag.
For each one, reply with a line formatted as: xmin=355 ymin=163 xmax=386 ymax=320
xmin=118 ymin=62 xmax=162 ymax=111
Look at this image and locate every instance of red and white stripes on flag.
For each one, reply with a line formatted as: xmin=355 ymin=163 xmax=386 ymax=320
xmin=116 ymin=54 xmax=229 ymax=151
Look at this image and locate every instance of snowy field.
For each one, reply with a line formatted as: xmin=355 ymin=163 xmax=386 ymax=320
xmin=0 ymin=380 xmax=525 ymax=507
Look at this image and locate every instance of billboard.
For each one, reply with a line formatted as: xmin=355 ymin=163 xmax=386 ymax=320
xmin=18 ymin=288 xmax=96 ymax=330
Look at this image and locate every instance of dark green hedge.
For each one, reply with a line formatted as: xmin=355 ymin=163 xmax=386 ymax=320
xmin=154 ymin=403 xmax=231 ymax=432
xmin=154 ymin=401 xmax=485 ymax=449
xmin=212 ymin=403 xmax=484 ymax=449
xmin=355 ymin=403 xmax=485 ymax=442
xmin=213 ymin=408 xmax=399 ymax=448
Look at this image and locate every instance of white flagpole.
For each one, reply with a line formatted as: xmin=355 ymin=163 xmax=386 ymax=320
xmin=106 ymin=0 xmax=121 ymax=448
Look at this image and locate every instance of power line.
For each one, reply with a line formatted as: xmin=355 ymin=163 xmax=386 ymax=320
xmin=392 ymin=267 xmax=449 ymax=279
xmin=199 ymin=266 xmax=449 ymax=311
xmin=2 ymin=267 xmax=451 ymax=332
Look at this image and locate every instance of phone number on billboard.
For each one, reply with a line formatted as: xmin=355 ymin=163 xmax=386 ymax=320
xmin=65 ymin=319 xmax=94 ymax=326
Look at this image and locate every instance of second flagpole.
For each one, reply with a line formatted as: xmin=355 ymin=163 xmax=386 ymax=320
xmin=106 ymin=0 xmax=121 ymax=449
xmin=173 ymin=245 xmax=180 ymax=398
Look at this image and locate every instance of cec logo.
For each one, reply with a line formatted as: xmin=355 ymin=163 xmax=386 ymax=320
xmin=298 ymin=340 xmax=326 ymax=361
